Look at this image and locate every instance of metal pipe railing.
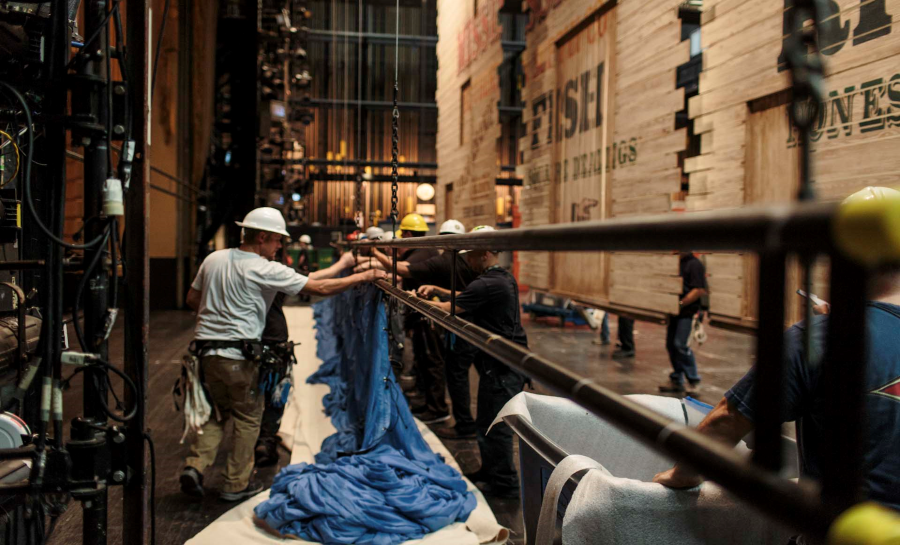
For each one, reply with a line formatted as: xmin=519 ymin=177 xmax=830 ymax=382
xmin=351 ymin=201 xmax=836 ymax=253
xmin=374 ymin=279 xmax=834 ymax=540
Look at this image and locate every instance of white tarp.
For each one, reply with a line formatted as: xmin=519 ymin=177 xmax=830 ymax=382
xmin=495 ymin=392 xmax=797 ymax=545
xmin=187 ymin=306 xmax=507 ymax=545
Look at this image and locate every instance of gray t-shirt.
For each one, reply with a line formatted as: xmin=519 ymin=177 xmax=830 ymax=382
xmin=191 ymin=249 xmax=308 ymax=359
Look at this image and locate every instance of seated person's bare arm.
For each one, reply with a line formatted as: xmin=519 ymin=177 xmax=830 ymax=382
xmin=652 ymin=397 xmax=754 ymax=488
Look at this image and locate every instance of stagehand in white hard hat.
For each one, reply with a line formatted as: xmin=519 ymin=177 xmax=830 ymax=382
xmin=235 ymin=207 xmax=291 ymax=237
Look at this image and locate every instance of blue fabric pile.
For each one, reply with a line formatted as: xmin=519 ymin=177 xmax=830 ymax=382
xmin=255 ymin=285 xmax=476 ymax=544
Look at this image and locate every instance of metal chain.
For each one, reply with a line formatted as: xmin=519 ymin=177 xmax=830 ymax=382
xmin=390 ymin=0 xmax=400 ymax=232
xmin=390 ymin=0 xmax=400 ymax=296
xmin=390 ymin=87 xmax=399 ymax=229
xmin=355 ymin=0 xmax=363 ymax=233
xmin=784 ymin=0 xmax=826 ymax=366
xmin=785 ymin=0 xmax=825 ymax=203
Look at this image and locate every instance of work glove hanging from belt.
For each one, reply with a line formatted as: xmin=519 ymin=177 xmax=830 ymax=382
xmin=172 ymin=353 xmax=213 ymax=444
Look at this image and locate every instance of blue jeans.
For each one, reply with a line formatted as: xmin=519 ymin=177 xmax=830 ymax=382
xmin=666 ymin=315 xmax=701 ymax=385
xmin=600 ymin=313 xmax=610 ymax=343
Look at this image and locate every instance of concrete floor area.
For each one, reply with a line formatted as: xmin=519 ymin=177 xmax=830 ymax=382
xmin=429 ymin=313 xmax=757 ymax=544
xmin=48 ymin=306 xmax=758 ymax=545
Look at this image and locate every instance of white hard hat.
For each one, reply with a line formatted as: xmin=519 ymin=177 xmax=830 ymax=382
xmin=235 ymin=207 xmax=291 ymax=237
xmin=439 ymin=219 xmax=465 ymax=235
xmin=299 ymin=234 xmax=312 ymax=244
xmin=460 ymin=225 xmax=495 ymax=254
xmin=366 ymin=226 xmax=385 ymax=240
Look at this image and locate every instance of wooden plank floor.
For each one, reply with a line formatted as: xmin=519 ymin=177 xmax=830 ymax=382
xmin=48 ymin=310 xmax=289 ymax=545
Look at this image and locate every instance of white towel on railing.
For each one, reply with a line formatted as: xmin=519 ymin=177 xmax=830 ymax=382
xmin=562 ymin=470 xmax=794 ymax=545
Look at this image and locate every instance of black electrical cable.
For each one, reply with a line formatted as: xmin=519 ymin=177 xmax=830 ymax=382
xmin=106 ymin=22 xmax=114 ymax=175
xmin=62 ymin=360 xmax=138 ymax=422
xmin=66 ymin=0 xmax=123 ymax=71
xmin=103 ymin=372 xmax=123 ymax=410
xmin=0 ymin=81 xmax=109 ymax=250
xmin=73 ymin=226 xmax=112 ymax=351
xmin=41 ymin=515 xmax=58 ymax=545
xmin=144 ymin=432 xmax=156 ymax=545
xmin=151 ymin=0 xmax=172 ymax=97
xmin=110 ymin=218 xmax=119 ymax=309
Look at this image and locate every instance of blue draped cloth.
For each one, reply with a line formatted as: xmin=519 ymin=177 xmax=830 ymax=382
xmin=255 ymin=286 xmax=476 ymax=544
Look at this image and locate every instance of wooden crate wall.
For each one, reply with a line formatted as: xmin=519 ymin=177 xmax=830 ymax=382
xmin=435 ymin=0 xmax=505 ymax=232
xmin=518 ymin=0 xmax=687 ymax=314
xmin=689 ymin=0 xmax=900 ymax=322
xmin=608 ymin=0 xmax=688 ymax=314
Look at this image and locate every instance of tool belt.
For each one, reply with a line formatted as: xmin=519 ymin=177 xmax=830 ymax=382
xmin=259 ymin=340 xmax=296 ymax=407
xmin=188 ymin=339 xmax=264 ymax=362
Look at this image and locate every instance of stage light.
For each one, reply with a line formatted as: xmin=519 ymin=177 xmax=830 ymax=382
xmin=416 ymin=183 xmax=435 ymax=201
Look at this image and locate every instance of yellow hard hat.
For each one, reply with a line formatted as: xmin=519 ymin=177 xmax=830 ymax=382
xmin=842 ymin=186 xmax=900 ymax=205
xmin=834 ymin=186 xmax=900 ymax=265
xmin=399 ymin=213 xmax=429 ymax=233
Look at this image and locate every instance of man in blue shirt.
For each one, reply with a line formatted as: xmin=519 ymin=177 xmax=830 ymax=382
xmin=654 ymin=188 xmax=900 ymax=514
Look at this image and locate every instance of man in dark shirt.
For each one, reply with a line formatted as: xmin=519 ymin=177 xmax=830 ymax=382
xmin=254 ymin=291 xmax=290 ymax=467
xmin=660 ymin=252 xmax=708 ymax=395
xmin=360 ymin=220 xmax=482 ymax=438
xmin=418 ymin=227 xmax=527 ymax=498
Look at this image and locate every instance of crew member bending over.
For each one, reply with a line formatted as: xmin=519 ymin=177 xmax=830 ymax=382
xmin=418 ymin=226 xmax=527 ymax=498
xmin=180 ymin=207 xmax=385 ymax=501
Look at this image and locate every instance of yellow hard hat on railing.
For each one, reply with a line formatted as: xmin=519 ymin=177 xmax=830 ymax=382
xmin=399 ymin=213 xmax=429 ymax=233
xmin=834 ymin=186 xmax=900 ymax=266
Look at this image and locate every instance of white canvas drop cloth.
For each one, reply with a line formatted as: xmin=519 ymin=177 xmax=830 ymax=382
xmin=494 ymin=392 xmax=795 ymax=545
xmin=187 ymin=306 xmax=507 ymax=545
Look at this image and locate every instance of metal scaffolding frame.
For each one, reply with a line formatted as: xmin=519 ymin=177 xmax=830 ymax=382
xmin=350 ymin=197 xmax=897 ymax=541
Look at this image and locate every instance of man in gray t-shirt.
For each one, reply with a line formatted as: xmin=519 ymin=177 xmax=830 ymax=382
xmin=180 ymin=207 xmax=384 ymax=501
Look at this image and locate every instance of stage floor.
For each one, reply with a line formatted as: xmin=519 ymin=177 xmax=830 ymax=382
xmin=48 ymin=305 xmax=757 ymax=545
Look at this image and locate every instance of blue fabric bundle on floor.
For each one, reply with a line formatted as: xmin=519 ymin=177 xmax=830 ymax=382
xmin=255 ymin=285 xmax=476 ymax=544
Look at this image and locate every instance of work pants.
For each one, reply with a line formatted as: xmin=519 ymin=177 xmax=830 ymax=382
xmin=410 ymin=318 xmax=449 ymax=416
xmin=666 ymin=315 xmax=701 ymax=385
xmin=618 ymin=316 xmax=635 ymax=352
xmin=256 ymin=395 xmax=285 ymax=450
xmin=256 ymin=342 xmax=292 ymax=450
xmin=185 ymin=356 xmax=264 ymax=493
xmin=475 ymin=359 xmax=525 ymax=490
xmin=446 ymin=339 xmax=476 ymax=433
